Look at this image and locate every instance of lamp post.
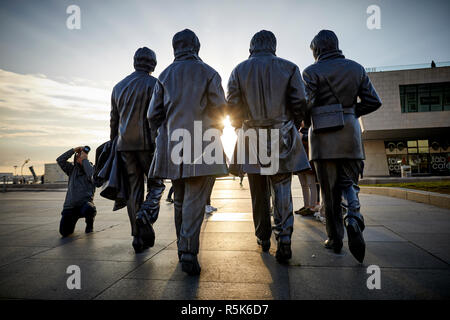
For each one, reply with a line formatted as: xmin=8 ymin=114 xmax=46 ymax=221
xmin=21 ymin=159 xmax=30 ymax=184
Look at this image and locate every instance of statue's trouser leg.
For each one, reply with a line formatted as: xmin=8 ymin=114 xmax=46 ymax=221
xmin=172 ymin=179 xmax=185 ymax=242
xmin=247 ymin=173 xmax=272 ymax=241
xmin=270 ymin=180 xmax=276 ymax=212
xmin=298 ymin=172 xmax=317 ymax=208
xmin=206 ymin=178 xmax=216 ymax=206
xmin=141 ymin=176 xmax=166 ymax=223
xmin=175 ymin=176 xmax=214 ymax=255
xmin=248 ymin=173 xmax=293 ymax=242
xmin=314 ymin=160 xmax=344 ymax=242
xmin=338 ymin=160 xmax=364 ymax=228
xmin=120 ymin=152 xmax=145 ymax=237
xmin=270 ymin=173 xmax=294 ymax=242
xmin=298 ymin=173 xmax=310 ymax=207
xmin=167 ymin=186 xmax=174 ymax=200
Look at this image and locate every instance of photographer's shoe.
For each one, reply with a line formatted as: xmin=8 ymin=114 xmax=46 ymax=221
xmin=136 ymin=210 xmax=155 ymax=248
xmin=180 ymin=253 xmax=201 ymax=276
xmin=257 ymin=238 xmax=271 ymax=252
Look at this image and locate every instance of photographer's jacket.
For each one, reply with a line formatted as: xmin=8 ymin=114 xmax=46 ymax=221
xmin=303 ymin=31 xmax=382 ymax=160
xmin=57 ymin=149 xmax=95 ymax=209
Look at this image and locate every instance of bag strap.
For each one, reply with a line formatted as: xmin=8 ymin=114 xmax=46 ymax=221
xmin=323 ymin=76 xmax=342 ymax=105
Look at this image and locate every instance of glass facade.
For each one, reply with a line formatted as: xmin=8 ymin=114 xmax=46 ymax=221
xmin=400 ymin=82 xmax=450 ymax=113
xmin=385 ymin=139 xmax=450 ymax=176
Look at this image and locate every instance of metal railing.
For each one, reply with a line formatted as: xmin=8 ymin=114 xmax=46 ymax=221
xmin=365 ymin=61 xmax=450 ymax=73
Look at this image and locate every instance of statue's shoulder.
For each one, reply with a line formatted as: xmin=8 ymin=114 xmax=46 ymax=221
xmin=233 ymin=58 xmax=253 ymax=72
xmin=197 ymin=60 xmax=221 ymax=78
xmin=303 ymin=63 xmax=319 ymax=76
xmin=274 ymin=56 xmax=296 ymax=67
xmin=341 ymin=58 xmax=365 ymax=75
xmin=112 ymin=73 xmax=134 ymax=92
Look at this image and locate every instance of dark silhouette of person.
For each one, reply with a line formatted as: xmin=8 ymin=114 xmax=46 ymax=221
xmin=110 ymin=47 xmax=166 ymax=253
xmin=431 ymin=60 xmax=436 ymax=68
xmin=239 ymin=173 xmax=244 ymax=186
xmin=57 ymin=146 xmax=96 ymax=236
xmin=303 ymin=30 xmax=382 ymax=262
xmin=227 ymin=30 xmax=310 ymax=262
xmin=148 ymin=29 xmax=228 ymax=275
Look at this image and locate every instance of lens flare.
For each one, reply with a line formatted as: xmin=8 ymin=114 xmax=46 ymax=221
xmin=220 ymin=115 xmax=237 ymax=160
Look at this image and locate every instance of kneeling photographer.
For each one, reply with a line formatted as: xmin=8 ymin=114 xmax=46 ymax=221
xmin=56 ymin=146 xmax=96 ymax=237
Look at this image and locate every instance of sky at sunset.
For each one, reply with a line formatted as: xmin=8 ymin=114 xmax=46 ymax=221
xmin=1 ymin=0 xmax=449 ymax=175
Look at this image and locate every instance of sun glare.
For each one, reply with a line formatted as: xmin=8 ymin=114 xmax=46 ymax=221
xmin=220 ymin=115 xmax=237 ymax=161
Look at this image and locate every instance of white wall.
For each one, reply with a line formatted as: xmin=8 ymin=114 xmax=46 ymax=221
xmin=44 ymin=163 xmax=68 ymax=183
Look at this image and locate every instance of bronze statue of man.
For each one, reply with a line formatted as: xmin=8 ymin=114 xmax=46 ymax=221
xmin=227 ymin=30 xmax=310 ymax=263
xmin=148 ymin=29 xmax=228 ymax=275
xmin=303 ymin=30 xmax=382 ymax=262
xmin=110 ymin=47 xmax=165 ymax=253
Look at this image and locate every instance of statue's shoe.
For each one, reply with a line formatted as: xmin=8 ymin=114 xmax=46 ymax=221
xmin=136 ymin=210 xmax=155 ymax=248
xmin=275 ymin=240 xmax=292 ymax=263
xmin=257 ymin=238 xmax=271 ymax=252
xmin=180 ymin=253 xmax=201 ymax=276
xmin=324 ymin=238 xmax=343 ymax=253
xmin=345 ymin=217 xmax=366 ymax=263
xmin=132 ymin=236 xmax=144 ymax=254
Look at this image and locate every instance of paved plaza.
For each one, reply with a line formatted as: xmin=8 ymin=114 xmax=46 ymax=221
xmin=0 ymin=178 xmax=449 ymax=300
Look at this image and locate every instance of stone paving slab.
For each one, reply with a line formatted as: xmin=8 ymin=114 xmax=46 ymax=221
xmin=168 ymin=232 xmax=261 ymax=251
xmin=289 ymin=241 xmax=448 ymax=269
xmin=95 ymin=278 xmax=280 ymax=300
xmin=0 ymin=178 xmax=449 ymax=300
xmin=128 ymin=249 xmax=290 ymax=286
xmin=397 ymin=233 xmax=450 ymax=264
xmin=0 ymin=258 xmax=142 ymax=300
xmin=31 ymin=237 xmax=174 ymax=262
xmin=288 ymin=267 xmax=450 ymax=300
xmin=0 ymin=224 xmax=47 ymax=236
xmin=0 ymin=229 xmax=85 ymax=248
xmin=0 ymin=246 xmax=50 ymax=267
xmin=203 ymin=221 xmax=255 ymax=233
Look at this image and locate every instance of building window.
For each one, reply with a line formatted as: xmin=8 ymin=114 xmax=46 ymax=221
xmin=385 ymin=139 xmax=450 ymax=176
xmin=407 ymin=140 xmax=417 ymax=154
xmin=399 ymin=82 xmax=450 ymax=112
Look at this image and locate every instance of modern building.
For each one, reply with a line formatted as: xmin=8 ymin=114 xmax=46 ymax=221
xmin=360 ymin=63 xmax=450 ymax=177
xmin=44 ymin=163 xmax=68 ymax=183
xmin=0 ymin=173 xmax=13 ymax=183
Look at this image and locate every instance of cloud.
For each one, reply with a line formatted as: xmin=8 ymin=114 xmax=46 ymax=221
xmin=0 ymin=69 xmax=112 ymax=174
